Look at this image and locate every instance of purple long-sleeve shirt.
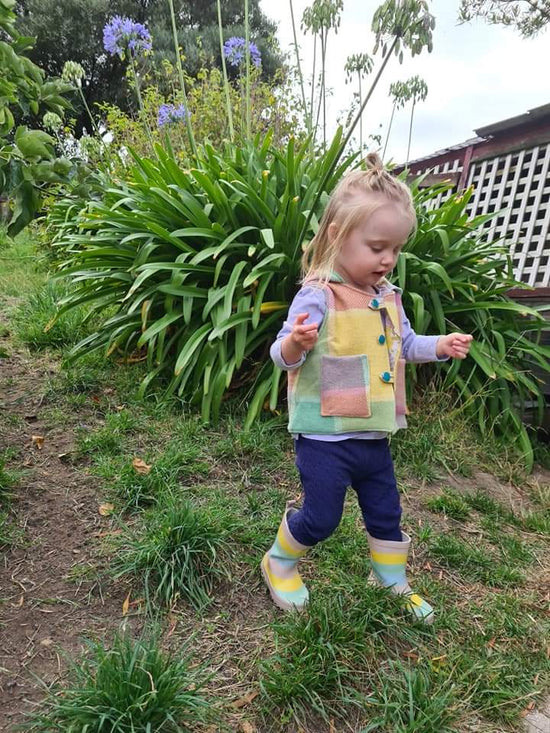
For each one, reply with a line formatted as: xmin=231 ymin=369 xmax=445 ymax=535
xmin=270 ymin=284 xmax=446 ymax=441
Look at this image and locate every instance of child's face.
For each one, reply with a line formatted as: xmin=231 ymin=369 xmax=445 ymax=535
xmin=331 ymin=200 xmax=412 ymax=289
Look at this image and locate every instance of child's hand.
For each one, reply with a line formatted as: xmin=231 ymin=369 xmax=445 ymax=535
xmin=290 ymin=312 xmax=319 ymax=351
xmin=436 ymin=333 xmax=473 ymax=359
xmin=281 ymin=312 xmax=319 ymax=365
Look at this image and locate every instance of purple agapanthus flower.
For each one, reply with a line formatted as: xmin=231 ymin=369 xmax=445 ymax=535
xmin=157 ymin=103 xmax=188 ymax=128
xmin=223 ymin=37 xmax=262 ymax=68
xmin=103 ymin=16 xmax=152 ymax=57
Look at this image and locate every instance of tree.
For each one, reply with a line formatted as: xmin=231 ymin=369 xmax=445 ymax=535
xmin=458 ymin=0 xmax=550 ymax=37
xmin=0 ymin=0 xmax=77 ymax=235
xmin=14 ymin=0 xmax=284 ymax=133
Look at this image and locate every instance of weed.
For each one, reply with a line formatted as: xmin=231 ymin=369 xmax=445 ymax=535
xmin=425 ymin=490 xmax=470 ymax=521
xmin=360 ymin=658 xmax=459 ymax=732
xmin=259 ymin=588 xmax=395 ymax=725
xmin=110 ymin=498 xmax=229 ymax=610
xmin=11 ymin=280 xmax=89 ymax=350
xmin=429 ymin=534 xmax=524 ymax=588
xmin=27 ymin=631 xmax=213 ymax=731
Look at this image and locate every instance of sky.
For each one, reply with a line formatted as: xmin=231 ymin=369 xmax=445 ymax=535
xmin=259 ymin=0 xmax=550 ymax=164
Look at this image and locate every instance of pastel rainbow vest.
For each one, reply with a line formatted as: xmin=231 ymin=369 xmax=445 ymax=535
xmin=287 ymin=275 xmax=408 ymax=434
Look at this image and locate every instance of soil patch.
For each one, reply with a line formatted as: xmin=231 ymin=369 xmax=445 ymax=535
xmin=0 ymin=342 xmax=131 ymax=731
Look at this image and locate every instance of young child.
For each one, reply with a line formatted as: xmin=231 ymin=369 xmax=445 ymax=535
xmin=261 ymin=153 xmax=472 ymax=624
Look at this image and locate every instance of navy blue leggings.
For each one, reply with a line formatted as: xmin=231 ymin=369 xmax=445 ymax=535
xmin=287 ymin=436 xmax=402 ymax=545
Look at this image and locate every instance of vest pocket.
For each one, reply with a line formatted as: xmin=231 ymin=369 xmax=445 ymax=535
xmin=320 ymin=354 xmax=371 ymax=418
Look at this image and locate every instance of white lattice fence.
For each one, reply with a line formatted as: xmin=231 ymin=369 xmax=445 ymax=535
xmin=412 ymin=143 xmax=550 ymax=287
xmin=465 ymin=144 xmax=550 ymax=287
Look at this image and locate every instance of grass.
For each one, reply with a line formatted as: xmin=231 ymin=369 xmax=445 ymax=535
xmin=2 ymin=231 xmax=550 ymax=731
xmin=392 ymin=390 xmax=526 ymax=484
xmin=361 ymin=658 xmax=459 ymax=732
xmin=27 ymin=631 xmax=213 ymax=732
xmin=0 ymin=453 xmax=21 ymax=547
xmin=428 ymin=533 xmax=526 ymax=588
xmin=425 ymin=489 xmax=471 ymax=521
xmin=0 ymin=228 xmax=45 ymax=300
xmin=10 ymin=279 xmax=90 ymax=350
xmin=258 ymin=588 xmax=397 ymax=726
xmin=109 ymin=498 xmax=230 ymax=610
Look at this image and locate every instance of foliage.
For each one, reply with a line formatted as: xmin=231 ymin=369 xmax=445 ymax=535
xmin=51 ymin=129 xmax=358 ymax=426
xmin=27 ymin=632 xmax=212 ymax=731
xmin=362 ymin=659 xmax=458 ymax=732
xmin=14 ymin=0 xmax=285 ymax=134
xmin=48 ymin=139 xmax=549 ymax=464
xmin=94 ymin=63 xmax=305 ymax=167
xmin=110 ymin=498 xmax=229 ymax=609
xmin=0 ymin=0 xmax=76 ymax=235
xmin=458 ymin=0 xmax=550 ymax=37
xmin=399 ymin=180 xmax=550 ymax=468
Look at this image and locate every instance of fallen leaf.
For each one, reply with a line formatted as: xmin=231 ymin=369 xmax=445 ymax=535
xmin=31 ymin=435 xmax=45 ymax=449
xmin=115 ymin=405 xmax=125 ymax=411
xmin=99 ymin=502 xmax=115 ymax=516
xmin=166 ymin=613 xmax=178 ymax=638
xmin=11 ymin=595 xmax=24 ymax=608
xmin=133 ymin=457 xmax=152 ymax=475
xmin=521 ymin=700 xmax=536 ymax=717
xmin=231 ymin=690 xmax=258 ymax=709
xmin=40 ymin=638 xmax=53 ymax=647
xmin=122 ymin=592 xmax=131 ymax=616
xmin=240 ymin=723 xmax=256 ymax=733
xmin=91 ymin=395 xmax=101 ymax=404
xmin=487 ymin=637 xmax=496 ymax=649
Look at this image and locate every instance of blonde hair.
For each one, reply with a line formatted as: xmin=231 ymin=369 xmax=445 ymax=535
xmin=301 ymin=152 xmax=416 ymax=282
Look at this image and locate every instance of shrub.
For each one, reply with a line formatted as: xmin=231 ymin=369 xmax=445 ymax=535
xmin=398 ymin=181 xmax=549 ymax=468
xmin=51 ymin=129 xmax=358 ymax=426
xmin=49 ymin=137 xmax=548 ymax=464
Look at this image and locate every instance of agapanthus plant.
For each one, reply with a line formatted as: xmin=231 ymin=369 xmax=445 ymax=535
xmin=61 ymin=61 xmax=85 ymax=87
xmin=103 ymin=16 xmax=153 ymax=146
xmin=223 ymin=36 xmax=261 ymax=68
xmin=157 ymin=103 xmax=188 ymax=128
xmin=103 ymin=16 xmax=152 ymax=58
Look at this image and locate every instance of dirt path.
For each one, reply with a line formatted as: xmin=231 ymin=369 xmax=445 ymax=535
xmin=0 ymin=341 xmax=127 ymax=731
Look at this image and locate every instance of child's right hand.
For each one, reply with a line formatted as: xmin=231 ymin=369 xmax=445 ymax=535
xmin=281 ymin=312 xmax=319 ymax=365
xmin=290 ymin=312 xmax=319 ymax=351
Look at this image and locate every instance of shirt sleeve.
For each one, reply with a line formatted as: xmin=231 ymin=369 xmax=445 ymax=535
xmin=399 ymin=302 xmax=448 ymax=364
xmin=270 ymin=286 xmax=327 ymax=370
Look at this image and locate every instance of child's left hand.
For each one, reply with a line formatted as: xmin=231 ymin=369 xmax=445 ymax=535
xmin=436 ymin=333 xmax=473 ymax=359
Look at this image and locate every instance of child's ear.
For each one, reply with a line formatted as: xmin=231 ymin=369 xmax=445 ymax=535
xmin=328 ymin=222 xmax=338 ymax=244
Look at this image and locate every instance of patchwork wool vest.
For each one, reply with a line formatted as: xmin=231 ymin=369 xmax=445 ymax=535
xmin=287 ymin=276 xmax=408 ymax=434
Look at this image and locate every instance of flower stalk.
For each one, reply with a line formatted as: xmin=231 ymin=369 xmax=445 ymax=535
xmin=167 ymin=0 xmax=197 ymax=159
xmin=217 ymin=0 xmax=235 ymax=142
